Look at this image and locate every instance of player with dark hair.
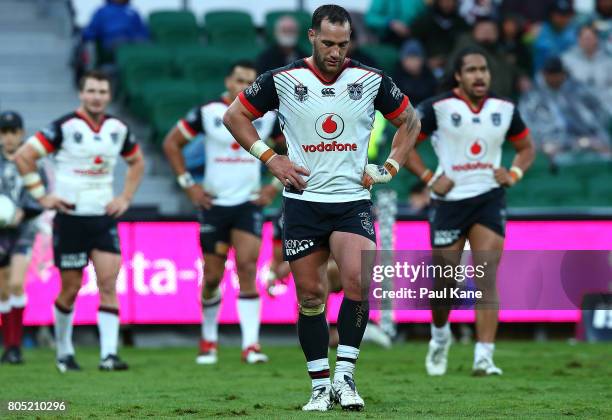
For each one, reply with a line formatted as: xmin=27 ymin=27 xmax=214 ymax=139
xmin=15 ymin=69 xmax=145 ymax=372
xmin=405 ymin=47 xmax=535 ymax=376
xmin=164 ymin=60 xmax=282 ymax=365
xmin=224 ymin=4 xmax=420 ymax=411
xmin=0 ymin=111 xmax=45 ymax=364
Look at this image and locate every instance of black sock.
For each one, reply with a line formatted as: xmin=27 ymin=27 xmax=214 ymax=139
xmin=298 ymin=311 xmax=329 ymax=362
xmin=337 ymin=298 xmax=369 ymax=348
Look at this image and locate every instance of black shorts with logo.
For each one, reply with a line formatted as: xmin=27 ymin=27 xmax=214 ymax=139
xmin=272 ymin=214 xmax=283 ymax=244
xmin=198 ymin=202 xmax=263 ymax=256
xmin=282 ymin=197 xmax=376 ymax=262
xmin=53 ymin=213 xmax=120 ymax=270
xmin=0 ymin=219 xmax=38 ymax=267
xmin=429 ymin=187 xmax=506 ymax=248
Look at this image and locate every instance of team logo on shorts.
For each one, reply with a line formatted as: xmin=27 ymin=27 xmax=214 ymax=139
xmin=451 ymin=113 xmax=462 ymax=127
xmin=491 ymin=113 xmax=501 ymax=126
xmin=315 ymin=113 xmax=344 ymax=140
xmin=294 ymin=84 xmax=309 ymax=102
xmin=347 ymin=83 xmax=363 ymax=100
xmin=359 ymin=212 xmax=375 ymax=236
xmin=285 ymin=239 xmax=314 ymax=256
xmin=466 ymin=139 xmax=487 ymax=160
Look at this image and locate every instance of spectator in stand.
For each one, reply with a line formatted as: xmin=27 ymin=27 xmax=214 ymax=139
xmin=459 ymin=0 xmax=500 ymax=25
xmin=81 ymin=0 xmax=149 ymax=64
xmin=347 ymin=29 xmax=378 ymax=68
xmin=449 ymin=16 xmax=522 ymax=98
xmin=499 ymin=13 xmax=533 ymax=76
xmin=255 ymin=15 xmax=307 ymax=74
xmin=519 ymin=57 xmax=611 ymax=159
xmin=411 ymin=0 xmax=470 ymax=78
xmin=392 ymin=40 xmax=437 ymax=106
xmin=590 ymin=0 xmax=612 ymax=54
xmin=562 ymin=24 xmax=612 ymax=114
xmin=365 ymin=0 xmax=426 ymax=45
xmin=532 ymin=0 xmax=578 ymax=72
xmin=500 ymin=0 xmax=557 ymax=25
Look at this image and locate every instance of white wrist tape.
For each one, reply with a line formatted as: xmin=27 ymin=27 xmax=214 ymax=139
xmin=177 ymin=172 xmax=195 ymax=189
xmin=249 ymin=140 xmax=276 ymax=163
xmin=29 ymin=184 xmax=46 ymax=199
xmin=23 ymin=172 xmax=42 ymax=186
xmin=510 ymin=166 xmax=523 ymax=181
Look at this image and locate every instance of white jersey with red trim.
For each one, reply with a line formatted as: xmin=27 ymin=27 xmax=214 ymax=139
xmin=240 ymin=58 xmax=409 ymax=203
xmin=178 ymin=98 xmax=277 ymax=206
xmin=417 ymin=90 xmax=529 ymax=201
xmin=27 ymin=111 xmax=139 ymax=215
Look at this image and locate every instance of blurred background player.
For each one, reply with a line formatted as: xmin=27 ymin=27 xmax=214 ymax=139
xmin=405 ymin=47 xmax=535 ymax=376
xmin=0 ymin=111 xmax=45 ymax=364
xmin=163 ymin=61 xmax=281 ymax=365
xmin=224 ymin=5 xmax=420 ymax=411
xmin=15 ymin=70 xmax=145 ymax=372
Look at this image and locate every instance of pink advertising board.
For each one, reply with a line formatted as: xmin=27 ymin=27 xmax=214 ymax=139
xmin=17 ymin=220 xmax=612 ymax=326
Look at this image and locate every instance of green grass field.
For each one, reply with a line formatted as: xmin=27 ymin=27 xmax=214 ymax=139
xmin=1 ymin=342 xmax=611 ymax=419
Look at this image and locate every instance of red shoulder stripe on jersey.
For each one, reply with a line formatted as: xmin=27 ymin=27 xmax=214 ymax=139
xmin=75 ymin=110 xmax=106 ymax=133
xmin=121 ymin=143 xmax=140 ymax=158
xmin=304 ymin=58 xmax=350 ymax=85
xmin=508 ymin=127 xmax=529 ymax=142
xmin=238 ymin=92 xmax=264 ymax=118
xmin=179 ymin=119 xmax=197 ymax=138
xmin=35 ymin=132 xmax=55 ymax=152
xmin=384 ymin=95 xmax=409 ymax=120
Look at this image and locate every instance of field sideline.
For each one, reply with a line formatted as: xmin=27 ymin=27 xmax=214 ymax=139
xmin=1 ymin=342 xmax=610 ymax=419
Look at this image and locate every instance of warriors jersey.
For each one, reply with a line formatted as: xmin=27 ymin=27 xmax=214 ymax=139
xmin=178 ymin=98 xmax=277 ymax=206
xmin=239 ymin=58 xmax=409 ymax=203
xmin=27 ymin=111 xmax=139 ymax=215
xmin=417 ymin=90 xmax=529 ymax=201
xmin=0 ymin=152 xmax=44 ymax=220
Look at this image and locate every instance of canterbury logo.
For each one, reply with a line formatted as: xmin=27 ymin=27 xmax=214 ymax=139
xmin=321 ymin=88 xmax=335 ymax=97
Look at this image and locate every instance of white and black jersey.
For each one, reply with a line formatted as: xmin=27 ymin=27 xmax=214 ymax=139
xmin=417 ymin=90 xmax=529 ymax=201
xmin=240 ymin=58 xmax=409 ymax=203
xmin=27 ymin=111 xmax=139 ymax=216
xmin=177 ymin=98 xmax=277 ymax=206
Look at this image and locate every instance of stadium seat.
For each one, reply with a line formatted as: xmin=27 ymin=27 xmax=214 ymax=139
xmin=204 ymin=11 xmax=258 ymax=48
xmin=358 ymin=44 xmax=399 ymax=73
xmin=522 ymin=176 xmax=585 ymax=206
xmin=150 ymin=95 xmax=198 ymax=145
xmin=264 ymin=10 xmax=311 ymax=49
xmin=116 ymin=44 xmax=174 ymax=101
xmin=149 ymin=10 xmax=200 ymax=46
xmin=137 ymin=79 xmax=201 ymax=121
xmin=175 ymin=46 xmax=233 ymax=84
xmin=586 ymin=176 xmax=612 ymax=206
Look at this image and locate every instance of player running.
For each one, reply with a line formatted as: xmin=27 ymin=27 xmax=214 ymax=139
xmin=224 ymin=5 xmax=420 ymax=411
xmin=163 ymin=60 xmax=281 ymax=365
xmin=15 ymin=70 xmax=145 ymax=372
xmin=0 ymin=111 xmax=45 ymax=364
xmin=405 ymin=47 xmax=535 ymax=377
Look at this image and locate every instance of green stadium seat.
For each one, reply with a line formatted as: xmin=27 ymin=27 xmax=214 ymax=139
xmin=358 ymin=44 xmax=399 ymax=73
xmin=587 ymin=176 xmax=612 ymax=206
xmin=264 ymin=10 xmax=311 ymax=49
xmin=195 ymin=80 xmax=225 ymax=103
xmin=116 ymin=44 xmax=173 ymax=70
xmin=562 ymin=160 xmax=612 ymax=181
xmin=150 ymin=96 xmax=199 ymax=145
xmin=116 ymin=44 xmax=174 ymax=101
xmin=522 ymin=176 xmax=585 ymax=206
xmin=204 ymin=11 xmax=258 ymax=48
xmin=149 ymin=10 xmax=200 ymax=46
xmin=175 ymin=46 xmax=233 ymax=84
xmin=137 ymin=79 xmax=201 ymax=121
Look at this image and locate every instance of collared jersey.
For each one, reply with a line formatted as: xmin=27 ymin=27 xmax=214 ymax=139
xmin=417 ymin=90 xmax=529 ymax=201
xmin=178 ymin=98 xmax=277 ymax=206
xmin=240 ymin=58 xmax=409 ymax=203
xmin=28 ymin=111 xmax=139 ymax=215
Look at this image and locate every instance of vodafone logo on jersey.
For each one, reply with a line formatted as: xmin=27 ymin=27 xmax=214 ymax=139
xmin=315 ymin=113 xmax=344 ymax=140
xmin=465 ymin=139 xmax=487 ymax=160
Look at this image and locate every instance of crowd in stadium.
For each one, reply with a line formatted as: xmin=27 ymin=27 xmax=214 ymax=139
xmin=68 ymin=0 xmax=612 ymax=210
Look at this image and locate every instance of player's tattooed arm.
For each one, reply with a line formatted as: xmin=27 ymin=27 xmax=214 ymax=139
xmin=386 ymin=105 xmax=421 ymax=167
